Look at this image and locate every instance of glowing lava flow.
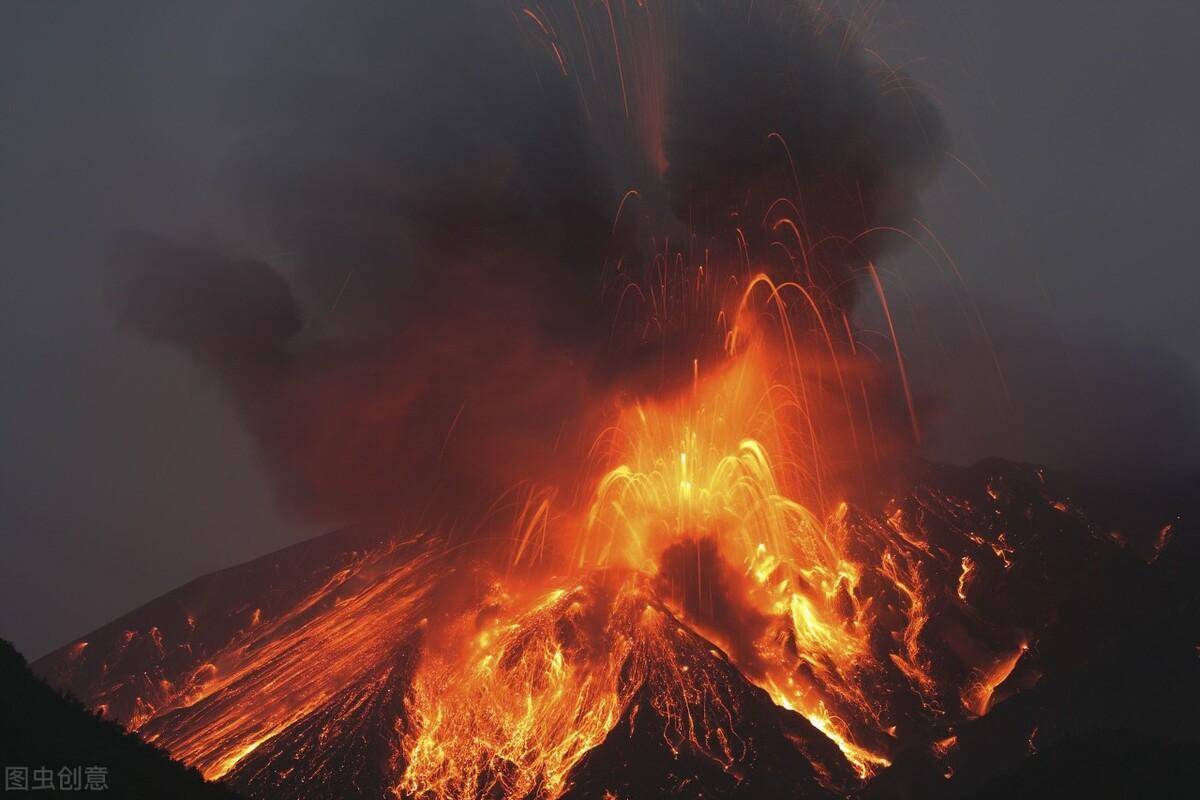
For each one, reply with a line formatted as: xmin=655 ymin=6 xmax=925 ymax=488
xmin=401 ymin=583 xmax=630 ymax=799
xmin=578 ymin=351 xmax=893 ymax=777
xmin=135 ymin=537 xmax=438 ymax=780
xmin=399 ymin=276 xmax=911 ymax=789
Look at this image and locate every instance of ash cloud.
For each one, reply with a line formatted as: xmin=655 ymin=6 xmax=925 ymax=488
xmin=108 ymin=234 xmax=300 ymax=365
xmin=664 ymin=3 xmax=944 ymax=307
xmin=107 ymin=1 xmax=944 ymax=526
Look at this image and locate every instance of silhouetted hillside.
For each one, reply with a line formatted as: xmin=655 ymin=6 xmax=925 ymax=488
xmin=0 ymin=639 xmax=239 ymax=799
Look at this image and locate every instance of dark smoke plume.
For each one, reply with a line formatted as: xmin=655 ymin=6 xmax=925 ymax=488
xmin=107 ymin=1 xmax=944 ymax=526
xmin=663 ymin=3 xmax=943 ymax=306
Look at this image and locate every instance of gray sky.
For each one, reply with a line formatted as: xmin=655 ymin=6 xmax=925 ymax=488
xmin=877 ymin=1 xmax=1200 ymax=471
xmin=3 ymin=1 xmax=1198 ymax=659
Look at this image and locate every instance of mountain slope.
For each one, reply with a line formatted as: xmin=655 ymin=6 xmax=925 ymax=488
xmin=0 ymin=638 xmax=240 ymax=799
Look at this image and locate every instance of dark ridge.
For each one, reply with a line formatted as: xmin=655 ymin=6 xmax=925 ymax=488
xmin=962 ymin=730 xmax=1200 ymax=800
xmin=0 ymin=638 xmax=241 ymax=799
xmin=860 ymin=463 xmax=1200 ymax=800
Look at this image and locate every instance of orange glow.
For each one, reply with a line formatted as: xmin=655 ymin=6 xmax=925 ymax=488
xmin=135 ymin=537 xmax=438 ymax=779
xmin=957 ymin=556 xmax=976 ymax=601
xmin=962 ymin=641 xmax=1028 ymax=717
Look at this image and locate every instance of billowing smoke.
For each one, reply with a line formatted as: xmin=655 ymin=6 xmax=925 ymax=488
xmin=107 ymin=1 xmax=944 ymax=526
xmin=663 ymin=3 xmax=943 ymax=306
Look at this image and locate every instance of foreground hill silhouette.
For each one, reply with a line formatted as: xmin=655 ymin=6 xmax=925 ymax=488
xmin=0 ymin=639 xmax=239 ymax=799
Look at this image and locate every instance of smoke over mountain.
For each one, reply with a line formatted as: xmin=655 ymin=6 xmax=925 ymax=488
xmin=107 ymin=1 xmax=943 ymax=526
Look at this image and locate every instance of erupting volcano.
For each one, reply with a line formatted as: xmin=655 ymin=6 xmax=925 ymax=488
xmin=21 ymin=1 xmax=1199 ymax=798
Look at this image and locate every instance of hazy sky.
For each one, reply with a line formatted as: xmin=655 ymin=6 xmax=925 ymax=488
xmin=3 ymin=1 xmax=1198 ymax=658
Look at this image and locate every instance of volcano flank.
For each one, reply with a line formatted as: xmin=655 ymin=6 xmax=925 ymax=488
xmin=32 ymin=460 xmax=1199 ymax=799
